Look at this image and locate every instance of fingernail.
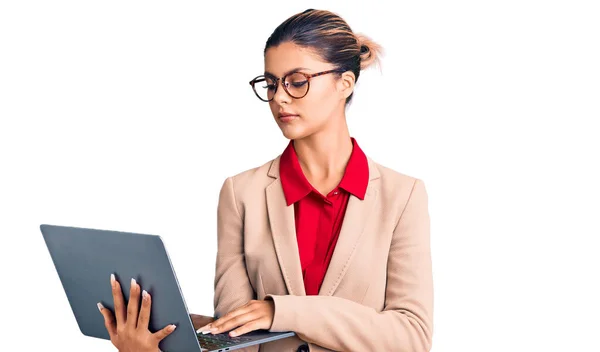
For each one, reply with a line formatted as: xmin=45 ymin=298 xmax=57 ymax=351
xmin=110 ymin=274 xmax=115 ymax=285
xmin=131 ymin=278 xmax=136 ymax=286
xmin=170 ymin=324 xmax=177 ymax=331
xmin=142 ymin=290 xmax=149 ymax=299
xmin=97 ymin=302 xmax=104 ymax=312
xmin=230 ymin=331 xmax=237 ymax=337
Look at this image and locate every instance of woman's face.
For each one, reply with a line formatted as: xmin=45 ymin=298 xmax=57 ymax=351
xmin=264 ymin=41 xmax=354 ymax=140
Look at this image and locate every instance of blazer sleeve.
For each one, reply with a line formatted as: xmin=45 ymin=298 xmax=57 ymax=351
xmin=213 ymin=176 xmax=259 ymax=352
xmin=265 ymin=178 xmax=434 ymax=352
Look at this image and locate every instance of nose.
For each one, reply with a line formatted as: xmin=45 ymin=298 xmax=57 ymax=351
xmin=272 ymin=79 xmax=291 ymax=105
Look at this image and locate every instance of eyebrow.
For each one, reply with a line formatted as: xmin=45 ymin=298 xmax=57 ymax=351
xmin=264 ymin=67 xmax=310 ymax=78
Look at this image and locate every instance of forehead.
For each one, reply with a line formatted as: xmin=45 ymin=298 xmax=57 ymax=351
xmin=264 ymin=41 xmax=330 ymax=76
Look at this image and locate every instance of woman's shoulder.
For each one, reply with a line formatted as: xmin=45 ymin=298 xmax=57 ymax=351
xmin=367 ymin=157 xmax=428 ymax=213
xmin=222 ymin=154 xmax=282 ymax=190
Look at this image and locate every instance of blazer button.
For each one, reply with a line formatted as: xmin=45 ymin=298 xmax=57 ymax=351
xmin=296 ymin=344 xmax=309 ymax=352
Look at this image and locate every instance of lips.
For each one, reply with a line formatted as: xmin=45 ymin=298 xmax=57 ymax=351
xmin=278 ymin=111 xmax=298 ymax=122
xmin=279 ymin=114 xmax=298 ymax=122
xmin=278 ymin=111 xmax=297 ymax=117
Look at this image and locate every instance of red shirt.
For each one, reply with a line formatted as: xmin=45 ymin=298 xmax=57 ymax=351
xmin=279 ymin=137 xmax=369 ymax=295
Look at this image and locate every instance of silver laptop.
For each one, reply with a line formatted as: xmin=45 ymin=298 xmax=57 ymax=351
xmin=40 ymin=224 xmax=295 ymax=352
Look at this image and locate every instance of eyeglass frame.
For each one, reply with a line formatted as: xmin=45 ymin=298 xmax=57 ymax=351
xmin=248 ymin=68 xmax=347 ymax=102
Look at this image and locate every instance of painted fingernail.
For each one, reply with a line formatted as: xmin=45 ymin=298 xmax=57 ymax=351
xmin=110 ymin=274 xmax=115 ymax=286
xmin=97 ymin=302 xmax=104 ymax=312
xmin=169 ymin=324 xmax=177 ymax=331
xmin=142 ymin=290 xmax=149 ymax=299
xmin=131 ymin=278 xmax=136 ymax=287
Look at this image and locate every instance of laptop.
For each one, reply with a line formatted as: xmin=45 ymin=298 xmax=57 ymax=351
xmin=40 ymin=224 xmax=296 ymax=352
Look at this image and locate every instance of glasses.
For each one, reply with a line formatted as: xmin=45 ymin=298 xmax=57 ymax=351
xmin=249 ymin=69 xmax=346 ymax=102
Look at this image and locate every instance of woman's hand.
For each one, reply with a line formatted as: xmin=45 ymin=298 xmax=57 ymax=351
xmin=196 ymin=299 xmax=275 ymax=337
xmin=190 ymin=314 xmax=215 ymax=331
xmin=97 ymin=274 xmax=176 ymax=352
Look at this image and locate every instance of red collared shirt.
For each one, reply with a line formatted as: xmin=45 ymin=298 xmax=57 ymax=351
xmin=279 ymin=137 xmax=369 ymax=295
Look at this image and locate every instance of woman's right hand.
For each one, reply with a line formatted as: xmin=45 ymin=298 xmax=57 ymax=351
xmin=97 ymin=275 xmax=177 ymax=352
xmin=190 ymin=314 xmax=215 ymax=332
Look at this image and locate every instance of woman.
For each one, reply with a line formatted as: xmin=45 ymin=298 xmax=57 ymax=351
xmin=98 ymin=8 xmax=433 ymax=352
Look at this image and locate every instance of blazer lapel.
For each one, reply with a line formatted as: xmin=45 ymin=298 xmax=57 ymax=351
xmin=266 ymin=156 xmax=306 ymax=296
xmin=318 ymin=157 xmax=381 ymax=296
xmin=265 ymin=155 xmax=381 ymax=297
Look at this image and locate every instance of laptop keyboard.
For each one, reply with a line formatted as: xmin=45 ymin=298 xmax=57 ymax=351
xmin=197 ymin=332 xmax=256 ymax=350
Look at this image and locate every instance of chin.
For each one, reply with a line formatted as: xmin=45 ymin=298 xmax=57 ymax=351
xmin=277 ymin=122 xmax=304 ymax=140
xmin=281 ymin=130 xmax=302 ymax=140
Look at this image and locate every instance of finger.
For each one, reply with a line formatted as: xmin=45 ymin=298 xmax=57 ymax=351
xmin=212 ymin=311 xmax=258 ymax=334
xmin=211 ymin=303 xmax=252 ymax=331
xmin=111 ymin=274 xmax=127 ymax=326
xmin=126 ymin=278 xmax=141 ymax=329
xmin=97 ymin=302 xmax=117 ymax=339
xmin=153 ymin=324 xmax=177 ymax=342
xmin=196 ymin=324 xmax=212 ymax=334
xmin=228 ymin=318 xmax=262 ymax=337
xmin=190 ymin=314 xmax=215 ymax=331
xmin=137 ymin=289 xmax=151 ymax=330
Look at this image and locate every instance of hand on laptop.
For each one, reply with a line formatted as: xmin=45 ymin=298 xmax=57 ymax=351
xmin=97 ymin=274 xmax=176 ymax=352
xmin=196 ymin=299 xmax=275 ymax=337
xmin=190 ymin=314 xmax=215 ymax=331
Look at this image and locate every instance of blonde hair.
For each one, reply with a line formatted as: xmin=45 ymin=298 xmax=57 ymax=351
xmin=356 ymin=33 xmax=383 ymax=71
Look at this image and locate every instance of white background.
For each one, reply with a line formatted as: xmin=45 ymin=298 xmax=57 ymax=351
xmin=1 ymin=1 xmax=599 ymax=351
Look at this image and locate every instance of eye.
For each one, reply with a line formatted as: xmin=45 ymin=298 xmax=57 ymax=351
xmin=291 ymin=81 xmax=307 ymax=88
xmin=286 ymin=72 xmax=308 ymax=88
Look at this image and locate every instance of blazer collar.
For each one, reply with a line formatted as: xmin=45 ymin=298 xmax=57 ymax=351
xmin=278 ymin=137 xmax=370 ymax=205
xmin=265 ymin=153 xmax=380 ymax=296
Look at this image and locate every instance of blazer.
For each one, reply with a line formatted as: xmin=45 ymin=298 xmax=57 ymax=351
xmin=213 ymin=153 xmax=434 ymax=352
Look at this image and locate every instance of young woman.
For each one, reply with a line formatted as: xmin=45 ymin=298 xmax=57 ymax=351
xmin=99 ymin=9 xmax=433 ymax=352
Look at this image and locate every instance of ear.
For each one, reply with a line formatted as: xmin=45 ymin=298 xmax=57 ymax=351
xmin=337 ymin=71 xmax=356 ymax=100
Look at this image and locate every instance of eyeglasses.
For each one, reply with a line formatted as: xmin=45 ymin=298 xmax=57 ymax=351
xmin=248 ymin=69 xmax=346 ymax=102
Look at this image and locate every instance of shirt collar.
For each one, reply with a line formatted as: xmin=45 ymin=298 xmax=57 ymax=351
xmin=279 ymin=137 xmax=369 ymax=206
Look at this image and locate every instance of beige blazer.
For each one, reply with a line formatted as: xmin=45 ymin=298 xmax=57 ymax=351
xmin=213 ymin=154 xmax=433 ymax=352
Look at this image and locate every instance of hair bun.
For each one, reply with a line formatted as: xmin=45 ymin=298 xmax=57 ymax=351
xmin=355 ymin=33 xmax=383 ymax=71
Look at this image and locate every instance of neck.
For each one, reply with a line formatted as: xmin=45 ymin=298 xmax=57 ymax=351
xmin=293 ymin=118 xmax=352 ymax=181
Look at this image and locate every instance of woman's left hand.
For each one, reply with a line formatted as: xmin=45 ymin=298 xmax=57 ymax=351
xmin=197 ymin=299 xmax=275 ymax=337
